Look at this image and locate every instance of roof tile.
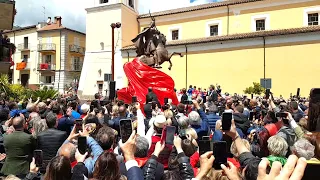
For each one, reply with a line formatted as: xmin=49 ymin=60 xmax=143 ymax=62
xmin=122 ymin=26 xmax=320 ymax=50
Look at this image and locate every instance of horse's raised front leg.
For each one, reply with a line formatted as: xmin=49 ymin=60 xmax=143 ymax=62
xmin=167 ymin=52 xmax=183 ymax=70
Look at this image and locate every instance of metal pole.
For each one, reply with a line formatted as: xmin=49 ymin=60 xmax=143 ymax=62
xmin=111 ymin=26 xmax=115 ymax=81
xmin=263 ymin=37 xmax=266 ymax=88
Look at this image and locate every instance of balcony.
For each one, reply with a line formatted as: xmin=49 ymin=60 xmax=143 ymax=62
xmin=17 ymin=43 xmax=30 ymax=51
xmin=69 ymin=45 xmax=85 ymax=55
xmin=70 ymin=62 xmax=83 ymax=72
xmin=37 ymin=43 xmax=56 ymax=52
xmin=37 ymin=63 xmax=56 ymax=71
xmin=16 ymin=59 xmax=31 ymax=70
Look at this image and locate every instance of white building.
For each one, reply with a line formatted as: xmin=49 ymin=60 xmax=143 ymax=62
xmin=78 ymin=0 xmax=139 ymax=99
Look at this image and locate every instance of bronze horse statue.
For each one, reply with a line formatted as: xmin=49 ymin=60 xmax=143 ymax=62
xmin=138 ymin=33 xmax=183 ymax=70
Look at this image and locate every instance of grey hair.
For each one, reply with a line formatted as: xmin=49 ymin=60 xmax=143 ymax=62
xmin=26 ymin=103 xmax=37 ymax=112
xmin=208 ymin=102 xmax=218 ymax=113
xmin=135 ymin=136 xmax=149 ymax=158
xmin=32 ymin=119 xmax=48 ymax=138
xmin=188 ymin=111 xmax=201 ymax=126
xmin=292 ymin=138 xmax=315 ymax=160
xmin=177 ymin=116 xmax=189 ymax=129
xmin=267 ymin=135 xmax=288 ymax=157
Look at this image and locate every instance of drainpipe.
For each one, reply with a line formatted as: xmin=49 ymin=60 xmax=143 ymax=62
xmin=227 ymin=5 xmax=230 ymax=35
xmin=127 ymin=51 xmax=129 ymax=62
xmin=58 ymin=29 xmax=61 ymax=91
xmin=263 ymin=36 xmax=266 ymax=88
xmin=185 ymin=45 xmax=188 ymax=89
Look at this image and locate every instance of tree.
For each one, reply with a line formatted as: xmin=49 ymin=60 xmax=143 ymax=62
xmin=243 ymin=82 xmax=265 ymax=95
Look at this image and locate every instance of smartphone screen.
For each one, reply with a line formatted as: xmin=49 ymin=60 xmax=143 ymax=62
xmin=165 ymin=126 xmax=176 ymax=145
xmin=132 ymin=96 xmax=137 ymax=103
xmin=212 ymin=141 xmax=227 ymax=169
xmin=202 ymin=136 xmax=210 ymax=140
xmin=34 ymin=150 xmax=43 ymax=167
xmin=276 ymin=112 xmax=287 ymax=118
xmin=75 ymin=119 xmax=83 ymax=132
xmin=164 ymin=98 xmax=169 ymax=104
xmin=266 ymin=89 xmax=270 ymax=99
xmin=222 ymin=112 xmax=232 ymax=131
xmin=308 ymin=88 xmax=320 ymax=131
xmin=302 ymin=163 xmax=320 ymax=180
xmin=120 ymin=119 xmax=133 ymax=143
xmin=296 ymin=88 xmax=300 ymax=98
xmin=198 ymin=140 xmax=212 ymax=155
xmin=78 ymin=136 xmax=87 ymax=155
xmin=251 ymin=94 xmax=253 ymax=99
xmin=249 ymin=111 xmax=255 ymax=121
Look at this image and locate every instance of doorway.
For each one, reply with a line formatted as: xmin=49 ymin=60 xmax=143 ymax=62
xmin=21 ymin=74 xmax=29 ymax=87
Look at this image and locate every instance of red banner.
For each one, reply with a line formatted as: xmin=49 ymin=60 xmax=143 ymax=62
xmin=117 ymin=58 xmax=178 ymax=106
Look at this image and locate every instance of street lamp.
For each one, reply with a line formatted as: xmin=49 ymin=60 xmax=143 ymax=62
xmin=110 ymin=22 xmax=121 ymax=81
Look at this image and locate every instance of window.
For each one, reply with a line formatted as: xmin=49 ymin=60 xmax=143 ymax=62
xmin=24 ymin=37 xmax=28 ymax=49
xmin=256 ymin=19 xmax=265 ymax=31
xmin=42 ymin=76 xmax=53 ymax=84
xmin=251 ymin=14 xmax=270 ymax=32
xmin=210 ymin=25 xmax=219 ymax=36
xmin=98 ymin=84 xmax=103 ymax=92
xmin=100 ymin=0 xmax=108 ymax=4
xmin=172 ymin=30 xmax=179 ymax=40
xmin=129 ymin=0 xmax=134 ymax=8
xmin=73 ymin=57 xmax=81 ymax=71
xmin=308 ymin=13 xmax=319 ymax=26
xmin=45 ymin=55 xmax=52 ymax=64
xmin=23 ymin=55 xmax=28 ymax=61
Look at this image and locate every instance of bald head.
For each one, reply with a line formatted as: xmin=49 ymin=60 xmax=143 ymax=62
xmin=119 ymin=105 xmax=126 ymax=116
xmin=59 ymin=143 xmax=76 ymax=162
xmin=12 ymin=116 xmax=25 ymax=130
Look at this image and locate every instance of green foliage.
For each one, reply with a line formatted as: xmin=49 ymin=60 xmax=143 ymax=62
xmin=31 ymin=88 xmax=58 ymax=101
xmin=0 ymin=74 xmax=58 ymax=101
xmin=243 ymin=82 xmax=265 ymax=95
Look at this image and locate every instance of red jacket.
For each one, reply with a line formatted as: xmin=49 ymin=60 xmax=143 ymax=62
xmin=147 ymin=136 xmax=172 ymax=169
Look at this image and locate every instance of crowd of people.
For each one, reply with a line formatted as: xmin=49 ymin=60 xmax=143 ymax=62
xmin=0 ymin=84 xmax=317 ymax=180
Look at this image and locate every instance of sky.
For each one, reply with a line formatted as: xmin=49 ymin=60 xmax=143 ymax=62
xmin=14 ymin=0 xmax=219 ymax=33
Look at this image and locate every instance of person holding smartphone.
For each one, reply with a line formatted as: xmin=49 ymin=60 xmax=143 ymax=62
xmin=188 ymin=100 xmax=209 ymax=139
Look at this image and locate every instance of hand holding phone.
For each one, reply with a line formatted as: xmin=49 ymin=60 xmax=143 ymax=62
xmin=78 ymin=136 xmax=87 ymax=155
xmin=120 ymin=119 xmax=133 ymax=143
xmin=198 ymin=140 xmax=212 ymax=155
xmin=212 ymin=141 xmax=227 ymax=169
xmin=222 ymin=112 xmax=232 ymax=131
xmin=165 ymin=126 xmax=176 ymax=145
xmin=34 ymin=150 xmax=43 ymax=167
xmin=75 ymin=119 xmax=83 ymax=132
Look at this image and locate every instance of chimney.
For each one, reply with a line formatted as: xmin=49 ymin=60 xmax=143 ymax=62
xmin=54 ymin=16 xmax=62 ymax=27
xmin=47 ymin=17 xmax=51 ymax=24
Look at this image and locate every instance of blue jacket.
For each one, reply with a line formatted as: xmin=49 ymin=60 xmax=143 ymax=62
xmin=191 ymin=109 xmax=209 ymax=139
xmin=84 ymin=137 xmax=103 ymax=177
xmin=127 ymin=166 xmax=144 ymax=180
xmin=206 ymin=113 xmax=220 ymax=131
xmin=57 ymin=116 xmax=75 ymax=135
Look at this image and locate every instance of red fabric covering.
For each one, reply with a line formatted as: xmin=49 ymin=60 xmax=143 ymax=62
xmin=117 ymin=58 xmax=178 ymax=106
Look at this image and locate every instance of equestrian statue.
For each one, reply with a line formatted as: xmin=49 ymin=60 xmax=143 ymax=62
xmin=131 ymin=14 xmax=183 ymax=70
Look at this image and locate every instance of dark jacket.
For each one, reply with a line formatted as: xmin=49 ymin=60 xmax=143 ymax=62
xmin=147 ymin=92 xmax=161 ymax=107
xmin=233 ymin=113 xmax=250 ymax=134
xmin=144 ymin=103 xmax=153 ymax=119
xmin=127 ymin=166 xmax=144 ymax=180
xmin=142 ymin=155 xmax=164 ymax=180
xmin=277 ymin=126 xmax=297 ymax=147
xmin=181 ymin=94 xmax=188 ymax=104
xmin=292 ymin=110 xmax=304 ymax=122
xmin=1 ymin=131 xmax=36 ymax=176
xmin=36 ymin=128 xmax=67 ymax=172
xmin=206 ymin=112 xmax=220 ymax=131
xmin=177 ymin=152 xmax=194 ymax=180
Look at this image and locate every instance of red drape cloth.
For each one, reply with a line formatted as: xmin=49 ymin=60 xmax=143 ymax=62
xmin=117 ymin=58 xmax=178 ymax=106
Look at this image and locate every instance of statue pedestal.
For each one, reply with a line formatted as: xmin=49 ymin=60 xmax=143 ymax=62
xmin=117 ymin=58 xmax=178 ymax=105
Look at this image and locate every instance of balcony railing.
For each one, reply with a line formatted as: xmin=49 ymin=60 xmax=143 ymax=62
xmin=17 ymin=43 xmax=30 ymax=51
xmin=37 ymin=43 xmax=56 ymax=52
xmin=70 ymin=63 xmax=83 ymax=71
xmin=37 ymin=63 xmax=56 ymax=71
xmin=69 ymin=45 xmax=85 ymax=55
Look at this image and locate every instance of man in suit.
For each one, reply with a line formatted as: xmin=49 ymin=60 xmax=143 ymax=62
xmin=37 ymin=112 xmax=67 ymax=172
xmin=1 ymin=116 xmax=36 ymax=177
